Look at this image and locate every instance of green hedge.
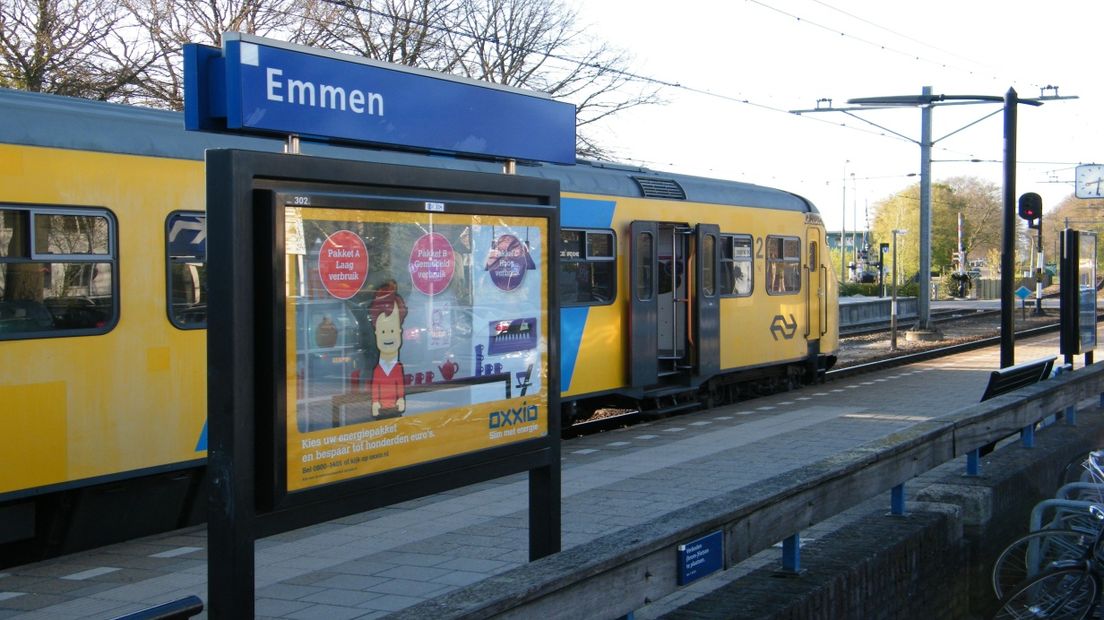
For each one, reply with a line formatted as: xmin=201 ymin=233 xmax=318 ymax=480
xmin=840 ymin=281 xmax=920 ymax=298
xmin=838 ymin=282 xmax=883 ymax=297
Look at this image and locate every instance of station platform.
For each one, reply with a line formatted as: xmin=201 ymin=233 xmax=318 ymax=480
xmin=0 ymin=329 xmax=1095 ymax=619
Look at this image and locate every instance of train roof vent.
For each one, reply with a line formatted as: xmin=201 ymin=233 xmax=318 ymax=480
xmin=633 ymin=176 xmax=686 ymax=200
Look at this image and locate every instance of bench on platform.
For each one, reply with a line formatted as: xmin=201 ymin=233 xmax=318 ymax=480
xmin=971 ymin=357 xmax=1057 ymax=470
xmin=980 ymin=357 xmax=1056 ymax=402
xmin=109 ymin=595 xmax=203 ymax=620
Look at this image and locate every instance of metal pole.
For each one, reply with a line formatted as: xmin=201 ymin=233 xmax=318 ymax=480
xmin=917 ymin=86 xmax=933 ymax=330
xmin=892 ymin=231 xmax=900 ymax=350
xmin=852 ymin=173 xmax=858 ymax=272
xmin=1034 ymin=223 xmax=1045 ymax=315
xmin=841 ymin=162 xmax=848 ymax=282
xmin=1000 ymin=88 xmax=1017 ymax=368
xmin=957 ymin=212 xmax=964 ymax=274
xmin=879 ymin=257 xmax=885 ymax=297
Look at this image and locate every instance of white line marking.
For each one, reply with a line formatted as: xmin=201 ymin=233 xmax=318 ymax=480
xmin=62 ymin=567 xmax=121 ymax=581
xmin=150 ymin=546 xmax=203 ymax=559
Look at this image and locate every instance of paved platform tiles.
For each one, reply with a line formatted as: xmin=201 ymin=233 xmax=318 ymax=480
xmin=0 ymin=330 xmax=1088 ymax=619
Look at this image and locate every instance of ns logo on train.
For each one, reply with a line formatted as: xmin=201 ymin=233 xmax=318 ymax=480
xmin=770 ymin=314 xmax=798 ymax=340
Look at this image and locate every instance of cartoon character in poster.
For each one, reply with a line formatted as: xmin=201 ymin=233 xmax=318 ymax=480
xmin=369 ymin=281 xmax=408 ymax=419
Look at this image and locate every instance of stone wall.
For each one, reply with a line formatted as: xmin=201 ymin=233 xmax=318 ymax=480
xmin=658 ymin=414 xmax=1104 ymax=620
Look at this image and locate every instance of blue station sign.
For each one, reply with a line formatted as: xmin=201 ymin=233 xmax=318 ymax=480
xmin=677 ymin=530 xmax=724 ymax=585
xmin=184 ymin=33 xmax=576 ymax=164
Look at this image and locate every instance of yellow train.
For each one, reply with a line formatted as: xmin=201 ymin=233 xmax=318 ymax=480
xmin=0 ymin=88 xmax=837 ymax=562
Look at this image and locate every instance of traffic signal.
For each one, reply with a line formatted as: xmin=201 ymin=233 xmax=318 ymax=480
xmin=1018 ymin=192 xmax=1042 ymax=230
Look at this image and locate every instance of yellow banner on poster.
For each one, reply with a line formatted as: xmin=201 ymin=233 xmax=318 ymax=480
xmin=285 ymin=387 xmax=548 ymax=490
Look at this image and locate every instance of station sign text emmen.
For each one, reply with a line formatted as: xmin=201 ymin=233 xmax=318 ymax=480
xmin=184 ymin=33 xmax=576 ymax=164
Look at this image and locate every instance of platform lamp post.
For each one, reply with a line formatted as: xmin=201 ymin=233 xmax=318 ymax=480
xmin=841 ymin=160 xmax=849 ymax=282
xmin=890 ymin=229 xmax=908 ymax=350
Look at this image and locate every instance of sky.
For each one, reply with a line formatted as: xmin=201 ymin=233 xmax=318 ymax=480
xmin=566 ymin=0 xmax=1104 ymax=234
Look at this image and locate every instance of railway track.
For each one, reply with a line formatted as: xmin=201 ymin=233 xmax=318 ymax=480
xmin=839 ymin=307 xmax=999 ymax=337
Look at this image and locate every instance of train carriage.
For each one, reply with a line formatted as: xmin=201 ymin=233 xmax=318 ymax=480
xmin=0 ymin=88 xmax=836 ymax=562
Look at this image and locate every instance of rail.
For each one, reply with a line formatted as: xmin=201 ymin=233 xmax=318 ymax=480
xmin=392 ymin=363 xmax=1104 ymax=620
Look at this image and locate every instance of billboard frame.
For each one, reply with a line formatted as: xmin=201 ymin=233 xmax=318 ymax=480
xmin=1060 ymin=228 xmax=1098 ymax=363
xmin=206 ymin=149 xmax=560 ymax=617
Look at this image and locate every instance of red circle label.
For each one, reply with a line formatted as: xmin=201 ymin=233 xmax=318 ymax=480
xmin=317 ymin=230 xmax=368 ymax=300
xmin=409 ymin=233 xmax=455 ymax=296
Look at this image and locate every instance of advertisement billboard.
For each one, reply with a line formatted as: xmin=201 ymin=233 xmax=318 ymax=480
xmin=281 ymin=200 xmax=550 ymax=492
xmin=1079 ymin=232 xmax=1097 ymax=352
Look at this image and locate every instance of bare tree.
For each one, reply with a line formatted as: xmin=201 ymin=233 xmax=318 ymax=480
xmin=122 ymin=0 xmax=339 ymax=109
xmin=0 ymin=0 xmax=156 ymax=100
xmin=308 ymin=0 xmax=461 ymax=70
xmin=2 ymin=0 xmax=660 ymax=157
xmin=289 ymin=0 xmax=659 ymax=157
xmin=450 ymin=0 xmax=659 ymax=158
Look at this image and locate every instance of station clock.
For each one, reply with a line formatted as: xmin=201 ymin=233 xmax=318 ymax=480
xmin=1075 ymin=163 xmax=1104 ymax=199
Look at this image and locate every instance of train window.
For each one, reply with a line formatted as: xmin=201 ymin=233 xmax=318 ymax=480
xmin=0 ymin=206 xmax=117 ymax=339
xmin=166 ymin=212 xmax=207 ymax=328
xmin=32 ymin=212 xmax=111 ymax=255
xmin=766 ymin=235 xmax=801 ymax=295
xmin=635 ymin=231 xmax=654 ymax=301
xmin=701 ymin=234 xmax=715 ymax=296
xmin=559 ymin=228 xmax=616 ymax=306
xmin=720 ymin=234 xmax=753 ymax=297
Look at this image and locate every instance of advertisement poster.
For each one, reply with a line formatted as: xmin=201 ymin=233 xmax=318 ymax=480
xmin=1079 ymin=232 xmax=1097 ymax=351
xmin=284 ymin=206 xmax=549 ymax=492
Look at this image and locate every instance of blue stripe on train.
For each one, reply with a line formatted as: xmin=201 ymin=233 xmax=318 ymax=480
xmin=560 ymin=197 xmax=616 ymax=229
xmin=560 ymin=306 xmax=589 ymax=392
xmin=558 ymin=197 xmax=616 ymax=392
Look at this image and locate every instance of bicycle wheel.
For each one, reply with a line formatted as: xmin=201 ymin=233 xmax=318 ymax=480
xmin=992 ymin=529 xmax=1097 ymax=599
xmin=992 ymin=566 xmax=1098 ymax=620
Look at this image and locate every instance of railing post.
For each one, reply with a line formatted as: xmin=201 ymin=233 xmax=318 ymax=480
xmin=781 ymin=533 xmax=801 ymax=572
xmin=1021 ymin=424 xmax=1035 ymax=448
xmin=1066 ymin=405 xmax=1077 ymax=426
xmin=966 ymin=449 xmax=980 ymax=476
xmin=890 ymin=484 xmax=906 ymax=516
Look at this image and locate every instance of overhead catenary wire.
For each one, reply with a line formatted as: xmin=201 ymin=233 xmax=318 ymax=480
xmin=260 ymin=1 xmax=1068 ymax=184
xmin=746 ymin=0 xmax=1047 ymax=90
xmin=302 ymin=0 xmax=929 ymax=145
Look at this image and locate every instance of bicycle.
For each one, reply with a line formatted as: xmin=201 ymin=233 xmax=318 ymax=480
xmin=990 ymin=452 xmax=1104 ymax=612
xmin=993 ymin=564 xmax=1098 ymax=619
xmin=991 ymin=505 xmax=1104 ymax=618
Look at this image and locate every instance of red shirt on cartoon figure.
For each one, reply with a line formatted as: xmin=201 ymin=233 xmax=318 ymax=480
xmin=369 ymin=282 xmax=408 ymax=419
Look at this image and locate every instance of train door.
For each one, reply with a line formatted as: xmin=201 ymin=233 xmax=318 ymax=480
xmin=629 ymin=221 xmax=691 ymax=386
xmin=806 ymin=228 xmax=826 ymax=339
xmin=695 ymin=224 xmax=720 ymax=377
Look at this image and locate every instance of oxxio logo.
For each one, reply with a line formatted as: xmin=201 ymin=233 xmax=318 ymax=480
xmin=489 ymin=404 xmax=539 ymax=429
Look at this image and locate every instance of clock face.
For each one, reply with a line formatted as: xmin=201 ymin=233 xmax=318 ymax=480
xmin=1075 ymin=164 xmax=1104 ymax=199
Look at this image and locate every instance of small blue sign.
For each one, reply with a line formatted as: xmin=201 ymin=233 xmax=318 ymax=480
xmin=184 ymin=33 xmax=576 ymax=164
xmin=677 ymin=530 xmax=724 ymax=585
xmin=1015 ymin=286 xmax=1032 ymax=300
